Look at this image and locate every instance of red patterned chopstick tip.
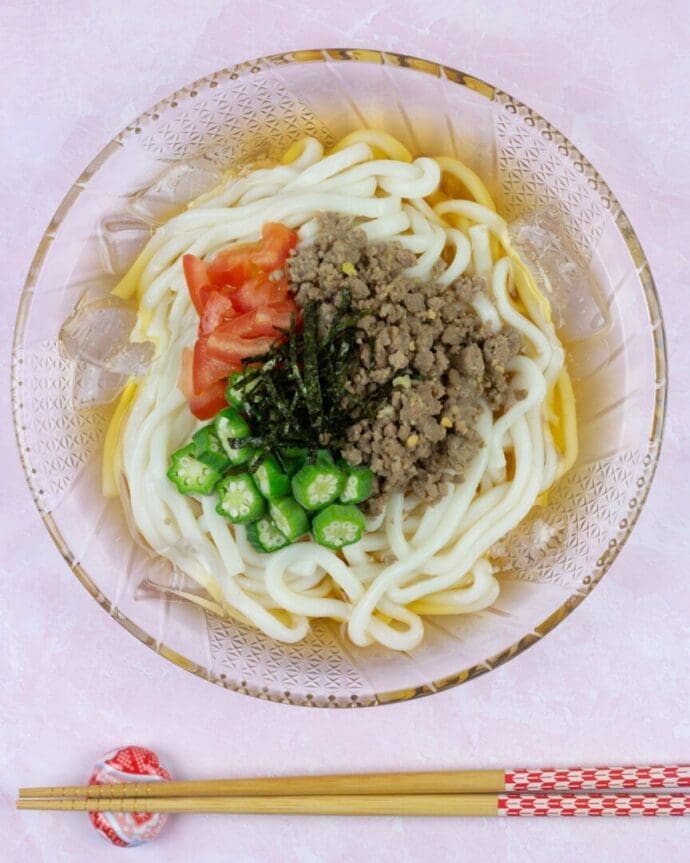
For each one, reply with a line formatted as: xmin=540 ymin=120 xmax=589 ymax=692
xmin=504 ymin=765 xmax=690 ymax=792
xmin=497 ymin=793 xmax=690 ymax=817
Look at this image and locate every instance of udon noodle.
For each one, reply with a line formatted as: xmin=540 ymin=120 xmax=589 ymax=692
xmin=107 ymin=130 xmax=577 ymax=651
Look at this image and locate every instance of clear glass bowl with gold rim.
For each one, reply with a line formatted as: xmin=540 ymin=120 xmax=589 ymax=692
xmin=11 ymin=49 xmax=666 ymax=707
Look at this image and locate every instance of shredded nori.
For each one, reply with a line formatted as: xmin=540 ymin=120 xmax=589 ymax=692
xmin=229 ymin=290 xmax=399 ymax=466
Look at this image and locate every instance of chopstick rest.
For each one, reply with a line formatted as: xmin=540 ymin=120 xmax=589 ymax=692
xmin=85 ymin=746 xmax=171 ymax=847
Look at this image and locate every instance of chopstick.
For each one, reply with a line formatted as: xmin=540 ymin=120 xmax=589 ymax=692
xmin=16 ymin=793 xmax=690 ymax=817
xmin=19 ymin=764 xmax=690 ymax=800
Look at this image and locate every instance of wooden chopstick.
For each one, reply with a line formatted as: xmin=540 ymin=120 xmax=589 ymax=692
xmin=16 ymin=793 xmax=690 ymax=817
xmin=18 ymin=770 xmax=503 ymax=800
xmin=17 ymin=794 xmax=498 ymax=816
xmin=19 ymin=764 xmax=690 ymax=800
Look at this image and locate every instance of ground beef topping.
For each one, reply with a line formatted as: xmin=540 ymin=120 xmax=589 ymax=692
xmin=288 ymin=214 xmax=522 ymax=511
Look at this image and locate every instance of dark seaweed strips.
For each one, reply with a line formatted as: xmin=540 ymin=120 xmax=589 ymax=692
xmin=228 ymin=290 xmax=396 ymax=468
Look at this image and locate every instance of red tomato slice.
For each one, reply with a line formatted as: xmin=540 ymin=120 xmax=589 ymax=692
xmin=182 ymin=254 xmax=210 ymax=315
xmin=198 ymin=290 xmax=236 ymax=335
xmin=214 ymin=310 xmax=259 ymax=339
xmin=251 ymin=304 xmax=296 ymax=336
xmin=189 ymin=382 xmax=227 ymax=420
xmin=216 ymin=300 xmax=298 ymax=338
xmin=232 ymin=275 xmax=289 ymax=312
xmin=206 ymin=332 xmax=280 ymax=363
xmin=189 ymin=383 xmax=227 ymax=420
xmin=250 ymin=223 xmax=298 ymax=271
xmin=207 ymin=246 xmax=257 ymax=288
xmin=193 ymin=337 xmax=242 ymax=394
xmin=178 ymin=348 xmax=228 ymax=420
xmin=181 ymin=223 xmax=300 ymax=419
xmin=206 ymin=223 xmax=297 ymax=288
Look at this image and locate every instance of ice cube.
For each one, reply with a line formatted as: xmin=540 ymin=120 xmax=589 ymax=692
xmin=60 ymin=295 xmax=136 ymax=365
xmin=138 ymin=555 xmax=181 ymax=592
xmin=60 ymin=295 xmax=155 ymax=407
xmin=128 ymin=158 xmax=225 ymax=225
xmin=71 ymin=359 xmax=127 ymax=407
xmin=60 ymin=295 xmax=156 ymax=374
xmin=98 ymin=216 xmax=152 ymax=276
xmin=509 ymin=207 xmax=605 ymax=341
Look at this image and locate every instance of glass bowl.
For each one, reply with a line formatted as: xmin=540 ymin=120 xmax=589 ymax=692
xmin=11 ymin=49 xmax=666 ymax=707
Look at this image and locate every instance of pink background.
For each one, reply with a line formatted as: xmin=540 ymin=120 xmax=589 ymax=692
xmin=2 ymin=1 xmax=689 ymax=860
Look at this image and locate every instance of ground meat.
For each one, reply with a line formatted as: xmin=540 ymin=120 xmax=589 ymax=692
xmin=288 ymin=214 xmax=522 ymax=511
xmin=482 ymin=329 xmax=522 ymax=409
xmin=456 ymin=343 xmax=485 ymax=378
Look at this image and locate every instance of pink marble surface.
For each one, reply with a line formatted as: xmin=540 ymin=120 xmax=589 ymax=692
xmin=2 ymin=1 xmax=689 ymax=860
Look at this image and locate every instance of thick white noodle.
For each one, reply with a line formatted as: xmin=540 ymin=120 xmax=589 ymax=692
xmin=119 ymin=141 xmax=565 ymax=651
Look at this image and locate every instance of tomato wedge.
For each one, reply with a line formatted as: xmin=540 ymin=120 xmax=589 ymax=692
xmin=198 ymin=290 xmax=236 ymax=335
xmin=188 ymin=383 xmax=227 ymax=420
xmin=182 ymin=254 xmax=209 ymax=315
xmin=178 ymin=348 xmax=228 ymax=420
xmin=206 ymin=332 xmax=279 ymax=364
xmin=250 ymin=222 xmax=298 ymax=271
xmin=232 ymin=275 xmax=289 ymax=312
xmin=207 ymin=246 xmax=257 ymax=288
xmin=216 ymin=300 xmax=298 ymax=338
xmin=180 ymin=223 xmax=301 ymax=419
xmin=206 ymin=223 xmax=297 ymax=288
xmin=193 ymin=337 xmax=243 ymax=394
